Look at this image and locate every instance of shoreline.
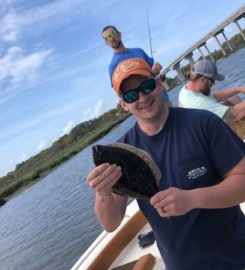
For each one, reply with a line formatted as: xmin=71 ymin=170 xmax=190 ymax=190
xmin=5 ymin=168 xmax=54 ymax=201
xmin=1 ymin=113 xmax=131 ymax=204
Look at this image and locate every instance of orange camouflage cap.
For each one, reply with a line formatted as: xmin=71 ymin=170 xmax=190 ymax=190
xmin=112 ymin=58 xmax=153 ymax=95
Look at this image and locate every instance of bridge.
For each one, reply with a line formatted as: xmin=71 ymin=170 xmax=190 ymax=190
xmin=162 ymin=4 xmax=245 ymax=90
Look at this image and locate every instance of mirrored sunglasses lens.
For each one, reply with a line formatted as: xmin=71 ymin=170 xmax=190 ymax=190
xmin=123 ymin=91 xmax=138 ymax=103
xmin=104 ymin=31 xmax=117 ymax=42
xmin=104 ymin=34 xmax=111 ymax=42
xmin=141 ymin=79 xmax=156 ymax=94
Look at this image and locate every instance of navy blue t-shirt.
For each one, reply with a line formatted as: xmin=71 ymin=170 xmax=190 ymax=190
xmin=118 ymin=108 xmax=245 ymax=270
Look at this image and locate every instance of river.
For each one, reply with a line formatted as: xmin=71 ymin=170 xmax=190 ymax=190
xmin=0 ymin=47 xmax=244 ymax=270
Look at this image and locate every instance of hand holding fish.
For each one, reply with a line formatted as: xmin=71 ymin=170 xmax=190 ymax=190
xmin=87 ymin=163 xmax=122 ymax=198
xmin=150 ymin=187 xmax=196 ymax=218
xmin=92 ymin=144 xmax=161 ymax=199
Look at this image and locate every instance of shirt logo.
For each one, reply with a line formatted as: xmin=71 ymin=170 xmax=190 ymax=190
xmin=187 ymin=166 xmax=207 ymax=180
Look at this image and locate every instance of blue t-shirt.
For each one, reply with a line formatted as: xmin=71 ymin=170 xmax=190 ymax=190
xmin=162 ymin=89 xmax=169 ymax=101
xmin=118 ymin=108 xmax=245 ymax=270
xmin=109 ymin=48 xmax=154 ymax=84
xmin=109 ymin=47 xmax=170 ymax=102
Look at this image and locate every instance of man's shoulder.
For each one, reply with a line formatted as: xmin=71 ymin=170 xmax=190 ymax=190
xmin=127 ymin=47 xmax=145 ymax=52
xmin=109 ymin=49 xmax=142 ymax=65
xmin=117 ymin=122 xmax=138 ymax=144
xmin=179 ymin=86 xmax=207 ymax=108
xmin=171 ymin=106 xmax=213 ymax=115
xmin=171 ymin=107 xmax=218 ymax=122
xmin=179 ymin=85 xmax=204 ymax=98
xmin=127 ymin=47 xmax=151 ymax=58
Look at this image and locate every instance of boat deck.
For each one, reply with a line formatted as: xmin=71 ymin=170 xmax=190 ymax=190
xmin=72 ymin=202 xmax=245 ymax=270
xmin=109 ymin=222 xmax=164 ymax=269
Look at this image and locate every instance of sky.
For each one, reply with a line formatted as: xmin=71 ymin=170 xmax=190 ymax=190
xmin=1 ymin=0 xmax=245 ymax=177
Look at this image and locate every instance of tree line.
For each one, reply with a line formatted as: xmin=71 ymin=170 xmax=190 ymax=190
xmin=0 ymin=104 xmax=130 ymax=202
xmin=1 ymin=29 xmax=244 ymax=204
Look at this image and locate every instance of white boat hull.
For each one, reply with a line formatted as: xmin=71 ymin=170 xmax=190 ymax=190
xmin=71 ymin=201 xmax=245 ymax=270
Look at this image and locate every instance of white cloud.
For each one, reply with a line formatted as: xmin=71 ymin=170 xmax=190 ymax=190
xmin=37 ymin=140 xmax=46 ymax=151
xmin=0 ymin=46 xmax=53 ymax=84
xmin=60 ymin=120 xmax=75 ymax=136
xmin=0 ymin=0 xmax=90 ymax=43
xmin=83 ymin=100 xmax=103 ymax=119
xmin=21 ymin=152 xmax=28 ymax=161
xmin=0 ymin=10 xmax=21 ymax=42
xmin=3 ymin=30 xmax=18 ymax=41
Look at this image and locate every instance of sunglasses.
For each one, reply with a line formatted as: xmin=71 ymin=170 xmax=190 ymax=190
xmin=121 ymin=78 xmax=156 ymax=104
xmin=103 ymin=30 xmax=117 ymax=42
xmin=203 ymin=76 xmax=215 ymax=84
xmin=196 ymin=74 xmax=214 ymax=84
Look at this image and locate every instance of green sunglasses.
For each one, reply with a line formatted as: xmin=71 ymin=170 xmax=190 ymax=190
xmin=121 ymin=78 xmax=156 ymax=104
xmin=103 ymin=30 xmax=117 ymax=42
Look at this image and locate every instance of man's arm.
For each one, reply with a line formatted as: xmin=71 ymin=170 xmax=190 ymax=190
xmin=213 ymin=86 xmax=245 ymax=102
xmin=94 ymin=193 xmax=128 ymax=232
xmin=87 ymin=163 xmax=128 ymax=232
xmin=150 ymin=158 xmax=245 ymax=217
xmin=140 ymin=48 xmax=162 ymax=75
xmin=152 ymin=62 xmax=162 ymax=75
xmin=193 ymin=157 xmax=245 ymax=208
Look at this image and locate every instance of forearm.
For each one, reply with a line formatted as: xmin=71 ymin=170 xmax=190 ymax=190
xmin=214 ymin=87 xmax=243 ymax=102
xmin=95 ymin=193 xmax=126 ymax=232
xmin=192 ymin=174 xmax=245 ymax=209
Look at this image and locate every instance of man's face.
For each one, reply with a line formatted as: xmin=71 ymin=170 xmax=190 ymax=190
xmin=102 ymin=27 xmax=121 ymax=49
xmin=119 ymin=75 xmax=164 ymax=122
xmin=200 ymin=76 xmax=214 ymax=96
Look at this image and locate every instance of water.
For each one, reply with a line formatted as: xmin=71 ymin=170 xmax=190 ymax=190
xmin=0 ymin=47 xmax=244 ymax=270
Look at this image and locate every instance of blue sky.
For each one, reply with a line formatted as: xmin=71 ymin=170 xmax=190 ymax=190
xmin=1 ymin=0 xmax=245 ymax=177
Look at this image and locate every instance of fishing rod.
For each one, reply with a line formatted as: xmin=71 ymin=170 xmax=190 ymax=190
xmin=146 ymin=11 xmax=167 ymax=83
xmin=146 ymin=10 xmax=153 ymax=58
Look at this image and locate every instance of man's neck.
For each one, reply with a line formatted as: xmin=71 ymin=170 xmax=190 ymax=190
xmin=137 ymin=106 xmax=169 ymax=136
xmin=186 ymin=82 xmax=202 ymax=93
xmin=113 ymin=43 xmax=127 ymax=53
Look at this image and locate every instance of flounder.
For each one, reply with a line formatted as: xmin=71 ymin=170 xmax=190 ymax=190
xmin=92 ymin=143 xmax=161 ymax=199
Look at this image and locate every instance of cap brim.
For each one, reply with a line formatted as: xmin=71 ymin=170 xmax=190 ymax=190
xmin=214 ymin=73 xmax=225 ymax=81
xmin=116 ymin=70 xmax=153 ymax=94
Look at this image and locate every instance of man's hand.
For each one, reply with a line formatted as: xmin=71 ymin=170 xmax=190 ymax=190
xmin=234 ymin=101 xmax=245 ymax=120
xmin=152 ymin=62 xmax=162 ymax=75
xmin=223 ymin=101 xmax=245 ymax=122
xmin=150 ymin=187 xmax=197 ymax=218
xmin=87 ymin=163 xmax=122 ymax=198
xmin=87 ymin=163 xmax=127 ymax=232
xmin=237 ymin=86 xmax=245 ymax=94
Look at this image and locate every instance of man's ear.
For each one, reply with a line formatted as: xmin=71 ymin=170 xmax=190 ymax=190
xmin=119 ymin=99 xmax=129 ymax=111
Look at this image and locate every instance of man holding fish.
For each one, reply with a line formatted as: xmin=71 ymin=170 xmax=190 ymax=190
xmin=87 ymin=57 xmax=245 ymax=269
